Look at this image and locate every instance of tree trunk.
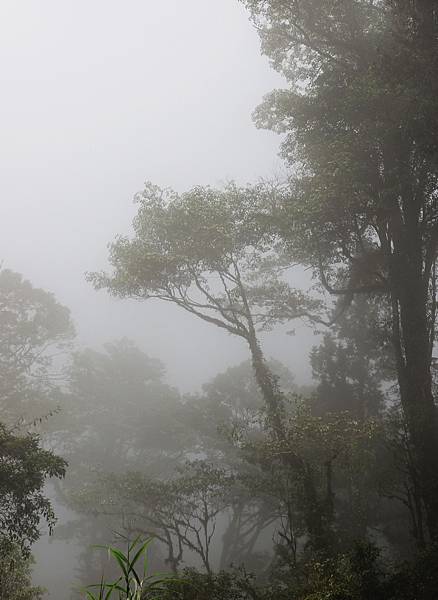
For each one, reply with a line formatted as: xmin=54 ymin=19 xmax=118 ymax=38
xmin=245 ymin=325 xmax=332 ymax=552
xmin=390 ymin=247 xmax=438 ymax=540
xmin=398 ymin=302 xmax=438 ymax=539
xmin=247 ymin=331 xmax=286 ymax=440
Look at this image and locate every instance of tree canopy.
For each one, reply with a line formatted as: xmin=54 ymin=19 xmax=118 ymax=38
xmin=0 ymin=270 xmax=70 ymax=551
xmin=243 ymin=0 xmax=438 ymax=541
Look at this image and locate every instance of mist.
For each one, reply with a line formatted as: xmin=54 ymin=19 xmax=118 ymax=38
xmin=1 ymin=3 xmax=312 ymax=596
xmin=1 ymin=2 xmax=437 ymax=599
xmin=0 ymin=0 xmax=316 ymax=394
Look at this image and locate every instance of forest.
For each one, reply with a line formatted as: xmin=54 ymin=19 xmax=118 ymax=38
xmin=1 ymin=1 xmax=438 ymax=599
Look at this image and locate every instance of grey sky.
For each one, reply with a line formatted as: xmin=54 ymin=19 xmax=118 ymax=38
xmin=0 ymin=0 xmax=315 ymax=394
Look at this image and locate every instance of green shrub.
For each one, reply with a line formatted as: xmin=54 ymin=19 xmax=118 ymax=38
xmin=83 ymin=537 xmax=175 ymax=599
xmin=160 ymin=568 xmax=259 ymax=600
xmin=0 ymin=539 xmax=44 ymax=600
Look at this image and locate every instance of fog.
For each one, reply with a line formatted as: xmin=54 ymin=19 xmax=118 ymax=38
xmin=4 ymin=2 xmax=429 ymax=599
xmin=0 ymin=3 xmax=318 ymax=597
xmin=0 ymin=0 xmax=315 ymax=397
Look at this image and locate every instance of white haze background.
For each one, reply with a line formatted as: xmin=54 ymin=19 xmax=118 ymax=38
xmin=0 ymin=1 xmax=317 ymax=597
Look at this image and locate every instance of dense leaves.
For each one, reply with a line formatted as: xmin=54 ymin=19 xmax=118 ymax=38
xmin=243 ymin=0 xmax=438 ymax=540
xmin=0 ymin=540 xmax=44 ymax=600
xmin=0 ymin=270 xmax=71 ymax=552
xmin=0 ymin=269 xmax=74 ymax=423
xmin=0 ymin=424 xmax=66 ymax=549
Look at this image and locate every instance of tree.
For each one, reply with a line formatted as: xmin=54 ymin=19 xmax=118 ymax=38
xmin=74 ymin=461 xmax=233 ymax=575
xmin=0 ymin=539 xmax=44 ymax=600
xmin=48 ymin=340 xmax=186 ymax=585
xmin=0 ymin=268 xmax=74 ymax=424
xmin=243 ymin=0 xmax=438 ymax=540
xmin=310 ymin=297 xmax=388 ymax=419
xmin=191 ymin=364 xmax=381 ymax=563
xmin=87 ymin=182 xmax=316 ymax=440
xmin=236 ymin=399 xmax=381 ymax=561
xmin=0 ymin=267 xmax=71 ymax=600
xmin=309 ymin=298 xmax=413 ymax=549
xmin=89 ymin=183 xmax=382 ymax=554
xmin=52 ymin=339 xmax=183 ymax=474
xmin=185 ymin=360 xmax=298 ymax=571
xmin=0 ymin=423 xmax=66 ymax=549
xmin=88 ymin=181 xmax=339 ymax=550
xmin=184 ymin=360 xmax=297 ymax=464
xmin=0 ymin=269 xmax=71 ymax=550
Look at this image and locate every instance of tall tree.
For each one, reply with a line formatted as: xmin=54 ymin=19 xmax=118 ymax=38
xmin=0 ymin=269 xmax=74 ymax=424
xmin=88 ymin=182 xmax=340 ymax=549
xmin=243 ymin=0 xmax=438 ymax=540
xmin=88 ymin=183 xmax=315 ymax=439
xmin=185 ymin=360 xmax=298 ymax=570
xmin=0 ymin=423 xmax=66 ymax=549
xmin=311 ymin=297 xmax=389 ymax=419
xmin=49 ymin=340 xmax=186 ymax=585
xmin=53 ymin=339 xmax=182 ymax=475
xmin=0 ymin=270 xmax=70 ymax=549
xmin=0 ymin=539 xmax=43 ymax=600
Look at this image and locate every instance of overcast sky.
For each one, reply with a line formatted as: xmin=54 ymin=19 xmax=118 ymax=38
xmin=0 ymin=0 xmax=316 ymax=394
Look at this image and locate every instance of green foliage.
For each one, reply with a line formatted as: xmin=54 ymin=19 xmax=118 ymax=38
xmin=0 ymin=422 xmax=66 ymax=549
xmin=243 ymin=0 xmax=438 ymax=538
xmin=84 ymin=537 xmax=174 ymax=599
xmin=0 ymin=268 xmax=74 ymax=424
xmin=73 ymin=461 xmax=233 ymax=574
xmin=161 ymin=568 xmax=258 ymax=600
xmin=49 ymin=340 xmax=187 ymax=586
xmin=185 ymin=359 xmax=298 ymax=464
xmin=159 ymin=543 xmax=438 ymax=600
xmin=3 ymin=3 xmax=438 ymax=598
xmin=0 ymin=539 xmax=44 ymax=600
xmin=301 ymin=543 xmax=386 ymax=600
xmin=87 ymin=181 xmax=318 ymax=343
xmin=0 ymin=269 xmax=70 ymax=550
xmin=311 ymin=297 xmax=388 ymax=418
xmin=53 ymin=339 xmax=182 ymax=476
